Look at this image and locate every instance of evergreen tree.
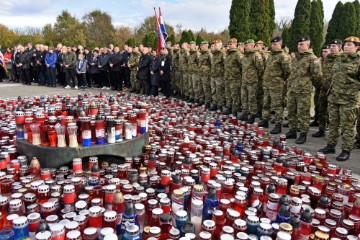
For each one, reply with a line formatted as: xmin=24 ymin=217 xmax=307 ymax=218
xmin=282 ymin=26 xmax=290 ymax=45
xmin=310 ymin=0 xmax=324 ymax=56
xmin=288 ymin=0 xmax=311 ymax=52
xmin=187 ymin=30 xmax=195 ymax=42
xmin=229 ymin=0 xmax=251 ymax=42
xmin=267 ymin=0 xmax=276 ymax=43
xmin=167 ymin=34 xmax=176 ymax=44
xmin=250 ymin=0 xmax=269 ymax=43
xmin=340 ymin=2 xmax=357 ymax=39
xmin=179 ymin=31 xmax=189 ymax=44
xmin=353 ymin=0 xmax=360 ymax=36
xmin=195 ymin=34 xmax=204 ymax=45
xmin=125 ymin=38 xmax=136 ymax=47
xmin=325 ymin=1 xmax=344 ymax=43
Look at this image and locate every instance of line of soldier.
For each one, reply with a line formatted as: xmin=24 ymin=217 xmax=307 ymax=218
xmin=167 ymin=36 xmax=360 ymax=162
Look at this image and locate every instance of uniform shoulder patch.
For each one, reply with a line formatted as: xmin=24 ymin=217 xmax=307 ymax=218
xmin=283 ymin=57 xmax=289 ymax=62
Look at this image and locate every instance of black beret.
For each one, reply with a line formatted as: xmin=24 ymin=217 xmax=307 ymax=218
xmin=271 ymin=36 xmax=282 ymax=43
xmin=298 ymin=36 xmax=310 ymax=43
xmin=322 ymin=45 xmax=329 ymax=50
xmin=329 ymin=39 xmax=343 ymax=45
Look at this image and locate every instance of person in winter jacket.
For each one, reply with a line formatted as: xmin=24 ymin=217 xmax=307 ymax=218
xmin=76 ymin=53 xmax=88 ymax=89
xmin=45 ymin=46 xmax=58 ymax=87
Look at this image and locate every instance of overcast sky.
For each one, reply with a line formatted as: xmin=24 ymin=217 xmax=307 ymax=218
xmin=0 ymin=0 xmax=354 ymax=32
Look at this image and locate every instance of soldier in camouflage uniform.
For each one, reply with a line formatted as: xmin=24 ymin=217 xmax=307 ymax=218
xmin=312 ymin=40 xmax=342 ymax=138
xmin=224 ymin=38 xmax=242 ymax=116
xmin=187 ymin=41 xmax=199 ymax=102
xmin=198 ymin=41 xmax=212 ymax=107
xmin=209 ymin=40 xmax=226 ymax=111
xmin=258 ymin=37 xmax=291 ymax=134
xmin=285 ymin=36 xmax=323 ymax=144
xmin=319 ymin=36 xmax=360 ymax=161
xmin=238 ymin=39 xmax=265 ymax=124
xmin=172 ymin=43 xmax=181 ymax=97
xmin=355 ymin=112 xmax=360 ymax=149
xmin=238 ymin=42 xmax=244 ymax=54
xmin=255 ymin=40 xmax=269 ymax=117
xmin=178 ymin=42 xmax=189 ymax=99
xmin=128 ymin=46 xmax=141 ymax=93
xmin=166 ymin=41 xmax=173 ymax=59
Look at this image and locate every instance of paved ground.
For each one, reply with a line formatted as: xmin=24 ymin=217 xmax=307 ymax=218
xmin=1 ymin=82 xmax=359 ymax=174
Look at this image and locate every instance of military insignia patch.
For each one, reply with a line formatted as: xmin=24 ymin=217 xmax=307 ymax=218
xmin=347 ymin=66 xmax=353 ymax=70
xmin=283 ymin=58 xmax=289 ymax=61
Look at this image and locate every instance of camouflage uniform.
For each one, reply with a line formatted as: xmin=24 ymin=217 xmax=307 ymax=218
xmin=287 ymin=49 xmax=322 ymax=133
xmin=262 ymin=49 xmax=291 ymax=124
xmin=317 ymin=52 xmax=341 ymax=130
xmin=211 ymin=49 xmax=226 ymax=107
xmin=172 ymin=49 xmax=181 ymax=95
xmin=128 ymin=51 xmax=141 ymax=92
xmin=257 ymin=50 xmax=268 ymax=115
xmin=224 ymin=48 xmax=242 ymax=112
xmin=327 ymin=52 xmax=360 ymax=152
xmin=178 ymin=48 xmax=189 ymax=96
xmin=240 ymin=50 xmax=264 ymax=115
xmin=187 ymin=50 xmax=200 ymax=100
xmin=198 ymin=49 xmax=212 ymax=104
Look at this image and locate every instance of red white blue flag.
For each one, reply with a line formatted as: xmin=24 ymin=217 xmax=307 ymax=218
xmin=154 ymin=7 xmax=166 ymax=53
xmin=159 ymin=7 xmax=168 ymax=42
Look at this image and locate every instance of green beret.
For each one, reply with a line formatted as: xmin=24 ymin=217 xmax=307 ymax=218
xmin=189 ymin=41 xmax=196 ymax=44
xmin=201 ymin=41 xmax=209 ymax=45
xmin=237 ymin=42 xmax=244 ymax=46
xmin=244 ymin=39 xmax=255 ymax=44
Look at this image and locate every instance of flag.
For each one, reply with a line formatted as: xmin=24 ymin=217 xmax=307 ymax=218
xmin=154 ymin=7 xmax=166 ymax=53
xmin=159 ymin=7 xmax=168 ymax=42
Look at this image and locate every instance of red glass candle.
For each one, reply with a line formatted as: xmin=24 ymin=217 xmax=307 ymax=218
xmin=88 ymin=206 xmax=102 ymax=229
xmin=160 ymin=198 xmax=171 ymax=214
xmin=103 ymin=210 xmax=117 ymax=231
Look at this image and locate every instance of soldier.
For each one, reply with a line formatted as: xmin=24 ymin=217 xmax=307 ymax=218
xmin=355 ymin=112 xmax=360 ymax=149
xmin=224 ymin=38 xmax=242 ymax=116
xmin=238 ymin=42 xmax=244 ymax=54
xmin=172 ymin=43 xmax=181 ymax=97
xmin=128 ymin=46 xmax=141 ymax=93
xmin=187 ymin=41 xmax=199 ymax=103
xmin=255 ymin=40 xmax=268 ymax=117
xmin=312 ymin=40 xmax=342 ymax=138
xmin=198 ymin=41 xmax=212 ymax=107
xmin=238 ymin=39 xmax=264 ymax=124
xmin=285 ymin=36 xmax=322 ymax=144
xmin=319 ymin=36 xmax=360 ymax=161
xmin=258 ymin=37 xmax=291 ymax=134
xmin=178 ymin=42 xmax=189 ymax=99
xmin=166 ymin=41 xmax=173 ymax=59
xmin=209 ymin=39 xmax=226 ymax=111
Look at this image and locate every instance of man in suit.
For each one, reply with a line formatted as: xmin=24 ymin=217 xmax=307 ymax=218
xmin=160 ymin=47 xmax=172 ymax=98
xmin=137 ymin=47 xmax=151 ymax=95
xmin=109 ymin=47 xmax=123 ymax=91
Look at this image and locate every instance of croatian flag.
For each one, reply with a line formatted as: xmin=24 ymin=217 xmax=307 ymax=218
xmin=154 ymin=8 xmax=166 ymax=53
xmin=159 ymin=7 xmax=168 ymax=42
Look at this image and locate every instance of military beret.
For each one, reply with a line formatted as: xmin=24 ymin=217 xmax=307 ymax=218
xmin=255 ymin=40 xmax=264 ymax=45
xmin=298 ymin=36 xmax=310 ymax=43
xmin=329 ymin=39 xmax=342 ymax=45
xmin=322 ymin=45 xmax=329 ymax=50
xmin=189 ymin=41 xmax=196 ymax=44
xmin=214 ymin=39 xmax=222 ymax=44
xmin=271 ymin=36 xmax=282 ymax=43
xmin=228 ymin=38 xmax=237 ymax=44
xmin=244 ymin=39 xmax=255 ymax=44
xmin=344 ymin=36 xmax=360 ymax=44
xmin=166 ymin=41 xmax=172 ymax=44
xmin=238 ymin=42 xmax=244 ymax=46
xmin=201 ymin=41 xmax=209 ymax=45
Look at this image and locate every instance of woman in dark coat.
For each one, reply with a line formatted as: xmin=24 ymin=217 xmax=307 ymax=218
xmin=150 ymin=49 xmax=161 ymax=96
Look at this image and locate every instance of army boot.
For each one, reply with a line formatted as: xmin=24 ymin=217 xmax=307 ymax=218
xmin=239 ymin=112 xmax=248 ymax=121
xmin=270 ymin=123 xmax=282 ymax=134
xmin=295 ymin=132 xmax=307 ymax=144
xmin=282 ymin=122 xmax=289 ymax=128
xmin=285 ymin=129 xmax=297 ymax=139
xmin=312 ymin=129 xmax=325 ymax=138
xmin=336 ymin=150 xmax=350 ymax=161
xmin=319 ymin=145 xmax=336 ymax=154
xmin=258 ymin=119 xmax=269 ymax=128
xmin=309 ymin=120 xmax=319 ymax=127
xmin=209 ymin=104 xmax=217 ymax=111
xmin=247 ymin=114 xmax=257 ymax=124
xmin=188 ymin=98 xmax=194 ymax=103
xmin=205 ymin=102 xmax=211 ymax=109
xmin=223 ymin=107 xmax=232 ymax=115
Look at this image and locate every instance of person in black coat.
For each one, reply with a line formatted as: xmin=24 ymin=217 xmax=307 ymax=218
xmin=98 ymin=48 xmax=110 ymax=89
xmin=137 ymin=47 xmax=152 ymax=95
xmin=88 ymin=50 xmax=100 ymax=88
xmin=150 ymin=49 xmax=161 ymax=96
xmin=109 ymin=47 xmax=123 ymax=91
xmin=17 ymin=46 xmax=31 ymax=85
xmin=121 ymin=45 xmax=131 ymax=89
xmin=36 ymin=45 xmax=47 ymax=86
xmin=159 ymin=48 xmax=172 ymax=98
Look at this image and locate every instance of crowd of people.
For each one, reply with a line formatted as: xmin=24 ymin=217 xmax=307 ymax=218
xmin=0 ymin=35 xmax=359 ymax=161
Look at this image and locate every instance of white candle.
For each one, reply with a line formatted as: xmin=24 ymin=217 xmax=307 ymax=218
xmin=57 ymin=135 xmax=66 ymax=147
xmin=32 ymin=134 xmax=41 ymax=145
xmin=191 ymin=216 xmax=202 ymax=235
xmin=69 ymin=135 xmax=78 ymax=148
